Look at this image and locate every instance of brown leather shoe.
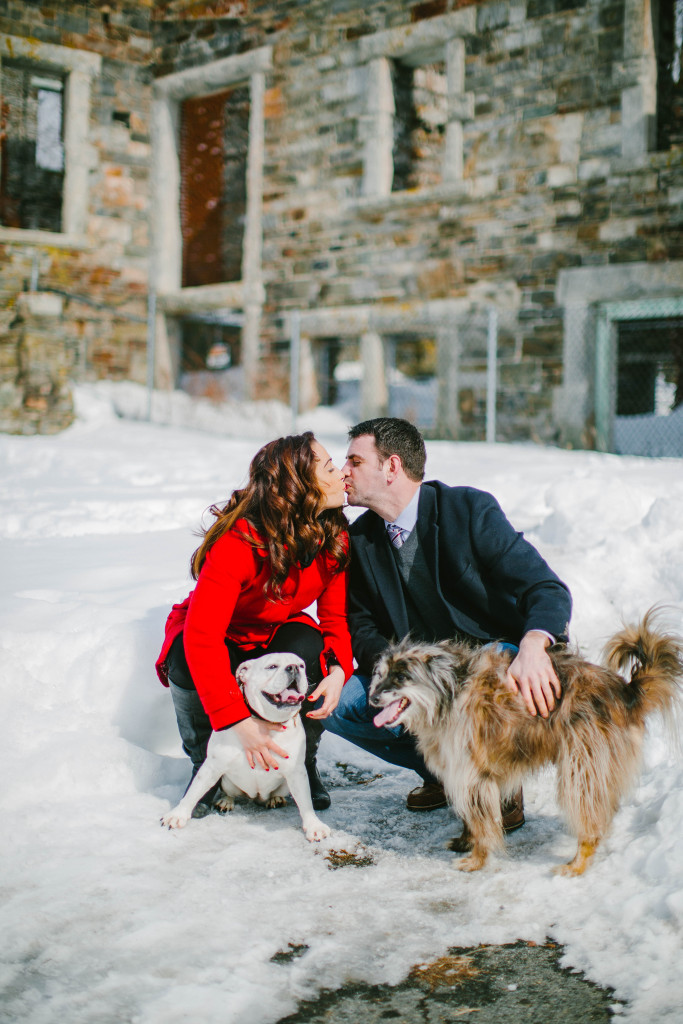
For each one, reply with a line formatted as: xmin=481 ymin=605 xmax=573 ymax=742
xmin=501 ymin=787 xmax=525 ymax=833
xmin=406 ymin=781 xmax=448 ymax=811
xmin=447 ymin=787 xmax=525 ymax=852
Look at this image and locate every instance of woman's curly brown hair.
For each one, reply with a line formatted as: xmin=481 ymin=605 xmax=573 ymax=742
xmin=190 ymin=432 xmax=349 ymax=596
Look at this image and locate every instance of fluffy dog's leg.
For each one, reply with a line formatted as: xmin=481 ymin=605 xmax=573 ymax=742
xmin=285 ymin=762 xmax=331 ymax=842
xmin=555 ymin=838 xmax=600 ymax=877
xmin=452 ymin=777 xmax=504 ymax=872
xmin=161 ymin=759 xmax=225 ymax=829
xmin=553 ymin=735 xmax=630 ymax=877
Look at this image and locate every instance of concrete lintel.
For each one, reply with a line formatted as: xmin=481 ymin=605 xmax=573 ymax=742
xmin=557 ymin=262 xmax=683 ymax=305
xmin=355 ymin=9 xmax=476 ymax=65
xmin=0 ymin=34 xmax=101 ymax=75
xmin=345 ymin=179 xmax=471 ymax=215
xmin=158 ymin=282 xmax=245 ymax=315
xmin=153 ymin=46 xmax=272 ymax=100
xmin=292 ymin=299 xmax=473 ymax=337
xmin=0 ymin=227 xmax=89 ymax=249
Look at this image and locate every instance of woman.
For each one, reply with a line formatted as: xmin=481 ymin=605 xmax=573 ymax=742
xmin=155 ymin=432 xmax=353 ymax=814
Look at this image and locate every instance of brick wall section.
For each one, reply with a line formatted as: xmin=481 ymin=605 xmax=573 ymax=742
xmin=0 ymin=0 xmax=681 ymax=439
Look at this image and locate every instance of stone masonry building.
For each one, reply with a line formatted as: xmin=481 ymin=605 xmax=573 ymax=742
xmin=0 ymin=0 xmax=681 ymax=451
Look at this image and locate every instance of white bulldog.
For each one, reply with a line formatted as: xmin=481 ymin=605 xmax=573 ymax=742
xmin=161 ymin=652 xmax=331 ymax=842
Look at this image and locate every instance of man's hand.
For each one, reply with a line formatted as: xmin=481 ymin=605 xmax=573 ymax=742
xmin=304 ymin=665 xmax=346 ymax=720
xmin=232 ymin=716 xmax=288 ymax=770
xmin=505 ymin=631 xmax=560 ymax=718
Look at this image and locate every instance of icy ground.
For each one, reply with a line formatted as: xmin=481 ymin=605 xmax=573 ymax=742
xmin=1 ymin=382 xmax=682 ymax=1023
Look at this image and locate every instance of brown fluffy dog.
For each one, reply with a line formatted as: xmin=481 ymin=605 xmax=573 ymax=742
xmin=369 ymin=611 xmax=683 ymax=876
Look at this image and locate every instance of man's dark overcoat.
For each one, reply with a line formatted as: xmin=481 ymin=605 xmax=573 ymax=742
xmin=348 ymin=481 xmax=572 ymax=675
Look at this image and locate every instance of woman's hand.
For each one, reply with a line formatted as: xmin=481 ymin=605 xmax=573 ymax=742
xmin=304 ymin=665 xmax=346 ymax=720
xmin=232 ymin=716 xmax=289 ymax=771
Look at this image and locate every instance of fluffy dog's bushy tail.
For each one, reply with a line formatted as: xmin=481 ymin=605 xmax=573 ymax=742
xmin=603 ymin=608 xmax=683 ymax=728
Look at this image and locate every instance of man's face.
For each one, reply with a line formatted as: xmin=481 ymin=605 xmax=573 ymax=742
xmin=342 ymin=434 xmax=388 ymax=508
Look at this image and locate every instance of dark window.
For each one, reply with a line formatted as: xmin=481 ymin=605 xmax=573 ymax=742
xmin=655 ymin=0 xmax=683 ymax=150
xmin=314 ymin=338 xmax=344 ymax=406
xmin=616 ymin=319 xmax=683 ymax=416
xmin=180 ymin=317 xmax=241 ymax=374
xmin=0 ymin=61 xmax=65 ymax=232
xmin=179 ymin=86 xmax=249 ymax=288
xmin=392 ymin=60 xmax=447 ymax=192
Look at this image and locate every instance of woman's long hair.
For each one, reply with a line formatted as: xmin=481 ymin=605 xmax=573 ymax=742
xmin=190 ymin=432 xmax=349 ymax=596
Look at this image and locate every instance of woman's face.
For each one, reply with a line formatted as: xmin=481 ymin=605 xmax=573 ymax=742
xmin=311 ymin=440 xmax=346 ymax=511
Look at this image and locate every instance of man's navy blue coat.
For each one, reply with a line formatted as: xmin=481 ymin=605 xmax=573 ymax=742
xmin=348 ymin=481 xmax=572 ymax=675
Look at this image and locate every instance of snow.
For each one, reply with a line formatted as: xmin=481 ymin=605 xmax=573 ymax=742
xmin=1 ymin=381 xmax=682 ymax=1024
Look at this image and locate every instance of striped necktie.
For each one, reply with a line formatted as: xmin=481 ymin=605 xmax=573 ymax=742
xmin=386 ymin=523 xmax=408 ymax=548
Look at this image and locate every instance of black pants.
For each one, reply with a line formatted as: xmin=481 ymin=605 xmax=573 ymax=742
xmin=167 ymin=622 xmax=325 ymax=771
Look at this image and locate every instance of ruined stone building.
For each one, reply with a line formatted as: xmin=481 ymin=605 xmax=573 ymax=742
xmin=0 ymin=0 xmax=681 ymax=452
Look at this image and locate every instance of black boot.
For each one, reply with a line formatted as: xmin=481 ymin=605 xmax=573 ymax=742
xmin=302 ymin=715 xmax=331 ymax=811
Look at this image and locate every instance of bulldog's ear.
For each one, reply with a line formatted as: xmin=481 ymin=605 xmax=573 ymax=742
xmin=235 ymin=662 xmax=251 ymax=686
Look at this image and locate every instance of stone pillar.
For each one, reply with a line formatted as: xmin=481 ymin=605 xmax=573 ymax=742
xmin=360 ymin=331 xmax=388 ymax=419
xmin=620 ymin=0 xmax=657 ymax=157
xmin=242 ymin=69 xmax=266 ymax=399
xmin=436 ymin=325 xmax=461 ymax=438
xmin=362 ymin=58 xmax=394 ymax=197
xmin=443 ymin=38 xmax=473 ymax=183
xmin=0 ymin=293 xmax=74 ymax=435
xmin=298 ymin=335 xmax=320 ymax=412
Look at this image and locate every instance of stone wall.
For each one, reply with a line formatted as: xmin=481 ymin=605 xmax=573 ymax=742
xmin=1 ymin=0 xmax=681 ymax=441
xmin=0 ymin=1 xmax=153 ymax=433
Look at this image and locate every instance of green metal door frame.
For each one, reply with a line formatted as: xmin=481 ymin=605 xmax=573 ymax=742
xmin=594 ymin=298 xmax=683 ymax=452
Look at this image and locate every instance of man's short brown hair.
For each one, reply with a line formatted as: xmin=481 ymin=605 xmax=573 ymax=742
xmin=348 ymin=418 xmax=426 ymax=482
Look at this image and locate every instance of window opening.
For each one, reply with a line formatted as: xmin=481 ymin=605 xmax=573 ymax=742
xmin=179 ymin=85 xmax=249 ymax=288
xmin=179 ymin=316 xmax=242 ymax=402
xmin=313 ymin=338 xmax=360 ymax=409
xmin=0 ymin=60 xmax=65 ymax=231
xmin=386 ymin=333 xmax=438 ymax=429
xmin=613 ymin=316 xmax=683 ymax=456
xmin=655 ymin=0 xmax=683 ymax=150
xmin=391 ymin=60 xmax=447 ymax=192
xmin=616 ymin=318 xmax=682 ymax=415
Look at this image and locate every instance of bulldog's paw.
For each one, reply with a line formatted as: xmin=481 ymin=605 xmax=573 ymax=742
xmin=161 ymin=808 xmax=190 ymax=829
xmin=214 ymin=794 xmax=235 ymax=813
xmin=264 ymin=794 xmax=287 ymax=809
xmin=303 ymin=817 xmax=332 ymax=842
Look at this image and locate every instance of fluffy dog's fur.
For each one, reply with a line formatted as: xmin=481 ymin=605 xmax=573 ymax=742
xmin=162 ymin=652 xmax=330 ymax=842
xmin=369 ymin=611 xmax=683 ymax=875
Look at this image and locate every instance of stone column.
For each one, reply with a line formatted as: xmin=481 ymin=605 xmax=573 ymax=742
xmin=620 ymin=0 xmax=657 ymax=157
xmin=360 ymin=331 xmax=389 ymax=419
xmin=362 ymin=58 xmax=394 ymax=197
xmin=242 ymin=70 xmax=266 ymax=399
xmin=443 ymin=38 xmax=473 ymax=183
xmin=436 ymin=325 xmax=461 ymax=438
xmin=0 ymin=293 xmax=74 ymax=435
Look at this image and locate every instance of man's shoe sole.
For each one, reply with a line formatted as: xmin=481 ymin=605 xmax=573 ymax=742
xmin=406 ymin=797 xmax=449 ymax=812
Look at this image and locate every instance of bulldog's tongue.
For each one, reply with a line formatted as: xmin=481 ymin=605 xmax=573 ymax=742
xmin=373 ymin=699 xmax=403 ymax=728
xmin=282 ymin=690 xmax=305 ymax=704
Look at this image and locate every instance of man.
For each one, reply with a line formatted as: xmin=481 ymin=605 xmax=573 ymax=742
xmin=324 ymin=418 xmax=572 ymax=843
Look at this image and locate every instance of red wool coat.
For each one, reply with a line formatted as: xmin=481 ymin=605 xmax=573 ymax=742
xmin=155 ymin=520 xmax=353 ymax=730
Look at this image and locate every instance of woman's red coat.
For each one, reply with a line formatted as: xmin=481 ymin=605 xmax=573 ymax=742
xmin=156 ymin=520 xmax=353 ymax=730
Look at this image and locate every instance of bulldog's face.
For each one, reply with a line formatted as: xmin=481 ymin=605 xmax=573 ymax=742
xmin=235 ymin=652 xmax=308 ymax=723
